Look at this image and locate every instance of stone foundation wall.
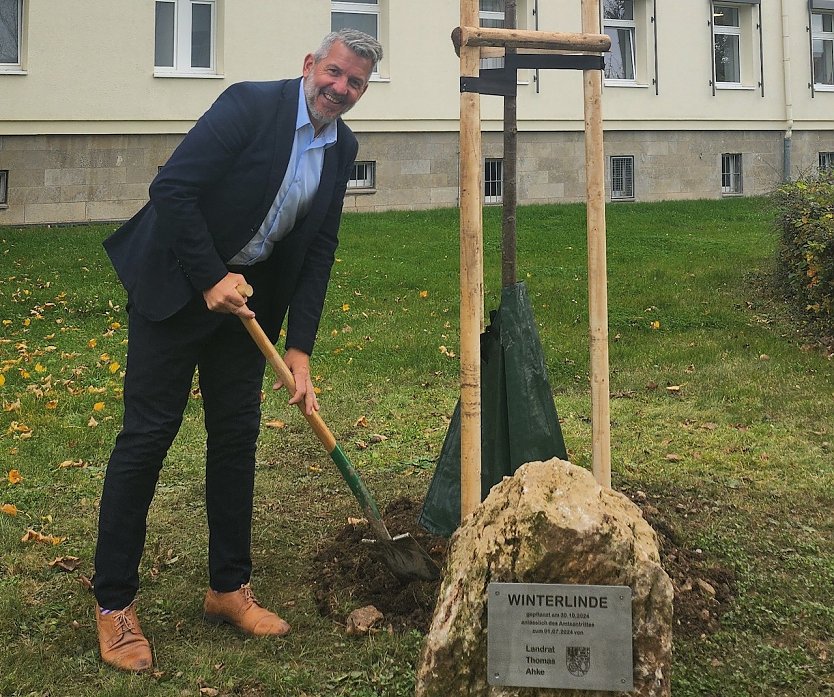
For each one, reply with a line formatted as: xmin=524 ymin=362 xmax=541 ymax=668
xmin=1 ymin=130 xmax=833 ymax=225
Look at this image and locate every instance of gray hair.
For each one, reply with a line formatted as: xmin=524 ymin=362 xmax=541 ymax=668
xmin=314 ymin=28 xmax=383 ymax=66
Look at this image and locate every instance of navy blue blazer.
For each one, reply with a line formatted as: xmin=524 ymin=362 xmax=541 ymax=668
xmin=104 ymin=78 xmax=358 ymax=356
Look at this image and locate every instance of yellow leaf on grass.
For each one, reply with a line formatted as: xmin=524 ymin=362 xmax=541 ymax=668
xmin=35 ymin=363 xmax=46 ymax=373
xmin=110 ymin=322 xmax=121 ymax=330
xmin=313 ymin=386 xmax=321 ymax=395
xmin=1 ymin=320 xmax=10 ymax=327
xmin=99 ymin=353 xmax=110 ymax=362
xmin=354 ymin=415 xmax=368 ymax=428
xmin=650 ymin=321 xmax=661 ymax=330
xmin=109 ymin=362 xmax=120 ymax=374
xmin=93 ymin=402 xmax=105 ymax=412
xmin=58 ymin=459 xmax=86 ymax=469
xmin=3 ymin=399 xmax=20 ymax=412
xmin=20 ymin=370 xmax=30 ymax=379
xmin=21 ymin=529 xmax=65 ymax=545
xmin=45 ymin=399 xmax=58 ymax=409
xmin=1 ymin=503 xmax=18 ymax=516
xmin=87 ymin=339 xmax=97 ymax=348
xmin=0 ymin=374 xmax=5 ymax=387
xmin=264 ymin=419 xmax=285 ymax=429
xmin=342 ymin=303 xmax=350 ymax=312
xmin=8 ymin=469 xmax=22 ymax=484
xmin=23 ymin=318 xmax=30 ymax=327
xmin=419 ymin=290 xmax=429 ymax=298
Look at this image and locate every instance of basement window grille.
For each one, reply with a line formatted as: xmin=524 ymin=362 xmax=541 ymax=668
xmin=820 ymin=152 xmax=834 ymax=171
xmin=610 ymin=155 xmax=635 ymax=200
xmin=721 ymin=153 xmax=743 ymax=194
xmin=0 ymin=170 xmax=8 ymax=205
xmin=484 ymin=158 xmax=503 ymax=205
xmin=347 ymin=161 xmax=376 ymax=190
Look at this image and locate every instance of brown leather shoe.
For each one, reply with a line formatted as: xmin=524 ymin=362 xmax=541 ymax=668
xmin=96 ymin=602 xmax=153 ymax=672
xmin=203 ymin=583 xmax=290 ymax=637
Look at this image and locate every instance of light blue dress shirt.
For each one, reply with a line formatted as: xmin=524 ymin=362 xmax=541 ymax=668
xmin=228 ymin=81 xmax=338 ymax=265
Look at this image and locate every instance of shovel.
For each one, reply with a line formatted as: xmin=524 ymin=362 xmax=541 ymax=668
xmin=236 ymin=284 xmax=440 ymax=583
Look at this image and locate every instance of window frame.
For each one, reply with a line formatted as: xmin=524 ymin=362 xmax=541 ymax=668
xmin=820 ymin=151 xmax=834 ymax=170
xmin=712 ymin=3 xmax=742 ymax=86
xmin=484 ymin=158 xmax=503 ymax=205
xmin=154 ymin=0 xmax=218 ymax=77
xmin=602 ymin=0 xmax=637 ymax=82
xmin=331 ymin=0 xmax=382 ymax=78
xmin=0 ymin=169 xmax=8 ymax=206
xmin=721 ymin=153 xmax=743 ymax=195
xmin=0 ymin=0 xmax=23 ymax=70
xmin=610 ymin=155 xmax=635 ymax=201
xmin=347 ymin=161 xmax=376 ymax=191
xmin=480 ymin=0 xmax=506 ymax=70
xmin=811 ymin=9 xmax=834 ymax=89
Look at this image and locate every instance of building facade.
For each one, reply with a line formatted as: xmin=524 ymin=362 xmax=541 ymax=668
xmin=1 ymin=0 xmax=833 ymax=225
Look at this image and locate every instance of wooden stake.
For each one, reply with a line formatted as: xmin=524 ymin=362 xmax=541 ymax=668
xmin=502 ymin=0 xmax=518 ymax=290
xmin=459 ymin=0 xmax=483 ymax=520
xmin=581 ymin=0 xmax=612 ymax=488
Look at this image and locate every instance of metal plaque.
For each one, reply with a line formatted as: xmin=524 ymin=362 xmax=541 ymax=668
xmin=487 ymin=582 xmax=634 ymax=691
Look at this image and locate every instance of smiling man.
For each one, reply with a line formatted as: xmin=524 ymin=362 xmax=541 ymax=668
xmin=93 ymin=29 xmax=382 ymax=672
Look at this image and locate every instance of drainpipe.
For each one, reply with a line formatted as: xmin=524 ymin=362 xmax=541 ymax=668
xmin=781 ymin=0 xmax=794 ymax=181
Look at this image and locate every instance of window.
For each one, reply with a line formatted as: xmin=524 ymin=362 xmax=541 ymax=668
xmin=0 ymin=0 xmax=22 ymax=68
xmin=721 ymin=153 xmax=743 ymax=195
xmin=347 ymin=161 xmax=375 ymax=190
xmin=154 ymin=0 xmax=216 ymax=75
xmin=603 ymin=0 xmax=635 ymax=81
xmin=0 ymin=170 xmax=8 ymax=206
xmin=812 ymin=9 xmax=834 ymax=87
xmin=332 ymin=1 xmax=382 ymax=75
xmin=820 ymin=152 xmax=834 ymax=170
xmin=610 ymin=156 xmax=634 ymax=200
xmin=480 ymin=0 xmax=505 ymax=69
xmin=484 ymin=158 xmax=503 ymax=205
xmin=713 ymin=4 xmax=741 ymax=84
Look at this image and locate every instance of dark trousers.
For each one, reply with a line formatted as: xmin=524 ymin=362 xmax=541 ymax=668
xmin=94 ymin=286 xmax=271 ymax=610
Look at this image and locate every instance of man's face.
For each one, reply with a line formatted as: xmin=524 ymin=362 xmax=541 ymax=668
xmin=302 ymin=41 xmax=373 ymax=130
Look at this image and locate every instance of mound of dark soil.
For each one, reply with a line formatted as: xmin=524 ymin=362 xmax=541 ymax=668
xmin=309 ymin=492 xmax=735 ymax=638
xmin=310 ymin=497 xmax=447 ymax=632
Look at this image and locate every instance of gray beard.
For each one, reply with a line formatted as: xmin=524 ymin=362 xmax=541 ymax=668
xmin=303 ymin=73 xmax=354 ymax=126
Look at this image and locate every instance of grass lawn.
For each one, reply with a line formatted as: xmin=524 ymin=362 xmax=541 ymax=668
xmin=0 ymin=197 xmax=832 ymax=696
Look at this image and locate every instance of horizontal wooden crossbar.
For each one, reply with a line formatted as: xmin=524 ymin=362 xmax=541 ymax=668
xmin=452 ymin=26 xmax=611 ymax=56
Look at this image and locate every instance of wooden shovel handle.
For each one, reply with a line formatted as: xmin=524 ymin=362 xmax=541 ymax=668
xmin=236 ymin=284 xmax=337 ymax=453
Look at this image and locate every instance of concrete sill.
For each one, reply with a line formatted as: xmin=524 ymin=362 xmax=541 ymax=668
xmin=0 ymin=69 xmax=27 ymax=75
xmin=153 ymin=72 xmax=225 ymax=79
xmin=346 ymin=188 xmax=377 ymax=195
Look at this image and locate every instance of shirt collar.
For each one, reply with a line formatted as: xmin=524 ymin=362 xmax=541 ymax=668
xmin=297 ymin=79 xmax=338 ymax=148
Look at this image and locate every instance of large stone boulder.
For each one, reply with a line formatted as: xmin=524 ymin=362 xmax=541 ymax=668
xmin=415 ymin=459 xmax=673 ymax=697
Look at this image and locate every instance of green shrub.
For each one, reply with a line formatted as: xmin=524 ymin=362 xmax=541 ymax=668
xmin=773 ymin=169 xmax=834 ymax=326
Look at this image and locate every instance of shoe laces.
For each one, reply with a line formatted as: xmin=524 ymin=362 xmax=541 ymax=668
xmin=112 ymin=606 xmax=138 ymax=635
xmin=240 ymin=583 xmax=262 ymax=608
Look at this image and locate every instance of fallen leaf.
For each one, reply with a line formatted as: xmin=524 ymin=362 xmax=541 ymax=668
xmin=93 ymin=402 xmax=105 ymax=412
xmin=666 ymin=385 xmax=681 ymax=393
xmin=8 ymin=469 xmax=22 ymax=485
xmin=3 ymin=399 xmax=21 ymax=412
xmin=342 ymin=303 xmax=350 ymax=312
xmin=345 ymin=605 xmax=384 ymax=636
xmin=0 ymin=374 xmax=5 ymax=387
xmin=356 ymin=440 xmax=368 ymax=450
xmin=58 ymin=459 xmax=86 ymax=469
xmin=354 ymin=415 xmax=368 ymax=428
xmin=78 ymin=575 xmax=93 ymax=591
xmin=665 ymin=454 xmax=683 ymax=462
xmin=45 ymin=399 xmax=58 ymax=409
xmin=650 ymin=320 xmax=661 ymax=330
xmin=199 ymin=688 xmax=220 ymax=697
xmin=419 ymin=290 xmax=429 ymax=298
xmin=49 ymin=556 xmax=81 ymax=572
xmin=109 ymin=362 xmax=120 ymax=374
xmin=21 ymin=529 xmax=65 ymax=545
xmin=264 ymin=419 xmax=285 ymax=429
xmin=1 ymin=503 xmax=18 ymax=516
xmin=369 ymin=434 xmax=388 ymax=443
xmin=88 ymin=416 xmax=98 ymax=427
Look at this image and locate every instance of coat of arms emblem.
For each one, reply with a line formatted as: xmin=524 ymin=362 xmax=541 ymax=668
xmin=566 ymin=646 xmax=591 ymax=677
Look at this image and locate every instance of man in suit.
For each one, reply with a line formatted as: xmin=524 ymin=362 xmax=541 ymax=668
xmin=93 ymin=28 xmax=382 ymax=672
